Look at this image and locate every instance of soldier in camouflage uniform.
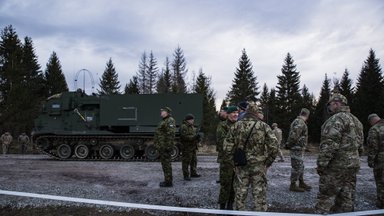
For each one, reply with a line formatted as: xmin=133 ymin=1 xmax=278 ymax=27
xmin=154 ymin=107 xmax=176 ymax=187
xmin=180 ymin=114 xmax=200 ymax=181
xmin=272 ymin=123 xmax=284 ymax=162
xmin=1 ymin=132 xmax=13 ymax=155
xmin=367 ymin=113 xmax=384 ymax=208
xmin=286 ymin=108 xmax=311 ymax=192
xmin=223 ymin=102 xmax=278 ymax=211
xmin=18 ymin=132 xmax=30 ymax=154
xmin=315 ymin=93 xmax=363 ymax=214
xmin=216 ymin=106 xmax=238 ymax=210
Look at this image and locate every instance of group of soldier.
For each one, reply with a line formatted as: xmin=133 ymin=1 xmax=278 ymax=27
xmin=0 ymin=132 xmax=30 ymax=155
xmin=154 ymin=90 xmax=382 ymax=214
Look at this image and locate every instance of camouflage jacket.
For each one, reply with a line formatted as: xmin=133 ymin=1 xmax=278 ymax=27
xmin=18 ymin=135 xmax=30 ymax=144
xmin=367 ymin=119 xmax=384 ymax=169
xmin=180 ymin=120 xmax=198 ymax=151
xmin=216 ymin=120 xmax=235 ymax=162
xmin=223 ymin=114 xmax=278 ymax=167
xmin=272 ymin=127 xmax=283 ymax=147
xmin=317 ymin=106 xmax=362 ymax=172
xmin=0 ymin=134 xmax=13 ymax=145
xmin=154 ymin=116 xmax=176 ymax=150
xmin=286 ymin=116 xmax=308 ymax=150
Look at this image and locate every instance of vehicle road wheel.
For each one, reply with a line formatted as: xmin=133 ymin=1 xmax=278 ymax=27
xmin=74 ymin=144 xmax=89 ymax=159
xmin=120 ymin=144 xmax=135 ymax=159
xmin=57 ymin=144 xmax=72 ymax=159
xmin=145 ymin=145 xmax=159 ymax=161
xmin=99 ymin=144 xmax=114 ymax=159
xmin=171 ymin=145 xmax=180 ymax=161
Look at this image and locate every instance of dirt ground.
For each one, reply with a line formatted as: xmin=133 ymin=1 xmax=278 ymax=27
xmin=0 ymin=149 xmax=379 ymax=216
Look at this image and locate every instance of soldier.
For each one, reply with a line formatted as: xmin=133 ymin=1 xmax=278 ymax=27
xmin=367 ymin=113 xmax=384 ymax=208
xmin=223 ymin=102 xmax=278 ymax=211
xmin=215 ymin=106 xmax=228 ymax=184
xmin=216 ymin=106 xmax=238 ymax=210
xmin=237 ymin=101 xmax=248 ymax=120
xmin=286 ymin=108 xmax=311 ymax=192
xmin=1 ymin=132 xmax=13 ymax=155
xmin=154 ymin=107 xmax=176 ymax=187
xmin=180 ymin=113 xmax=201 ymax=181
xmin=315 ymin=93 xmax=363 ymax=214
xmin=18 ymin=132 xmax=30 ymax=154
xmin=272 ymin=123 xmax=284 ymax=162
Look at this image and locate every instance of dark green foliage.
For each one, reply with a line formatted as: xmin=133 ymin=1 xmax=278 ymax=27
xmin=171 ymin=46 xmax=187 ymax=93
xmin=353 ymin=49 xmax=384 ymax=136
xmin=124 ymin=76 xmax=139 ymax=94
xmin=339 ymin=68 xmax=354 ymax=107
xmin=146 ymin=51 xmax=158 ymax=94
xmin=227 ymin=49 xmax=259 ymax=105
xmin=276 ymin=53 xmax=302 ymax=137
xmin=44 ymin=51 xmax=68 ymax=96
xmin=98 ymin=58 xmax=121 ymax=95
xmin=137 ymin=52 xmax=148 ymax=94
xmin=193 ymin=69 xmax=217 ymax=144
xmin=267 ymin=88 xmax=278 ymax=126
xmin=259 ymin=83 xmax=270 ymax=123
xmin=156 ymin=57 xmax=172 ymax=93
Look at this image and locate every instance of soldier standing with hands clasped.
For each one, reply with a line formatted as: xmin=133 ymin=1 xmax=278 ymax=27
xmin=18 ymin=132 xmax=30 ymax=154
xmin=1 ymin=132 xmax=13 ymax=155
xmin=154 ymin=107 xmax=176 ymax=187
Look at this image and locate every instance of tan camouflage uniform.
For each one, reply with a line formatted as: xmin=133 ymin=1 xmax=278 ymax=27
xmin=272 ymin=123 xmax=284 ymax=162
xmin=18 ymin=133 xmax=30 ymax=154
xmin=223 ymin=103 xmax=278 ymax=211
xmin=1 ymin=132 xmax=13 ymax=155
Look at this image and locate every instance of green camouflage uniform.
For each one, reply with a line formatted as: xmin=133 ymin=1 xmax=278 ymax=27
xmin=315 ymin=105 xmax=362 ymax=213
xmin=223 ymin=113 xmax=278 ymax=211
xmin=180 ymin=120 xmax=198 ymax=178
xmin=367 ymin=119 xmax=384 ymax=208
xmin=216 ymin=119 xmax=236 ymax=206
xmin=273 ymin=127 xmax=284 ymax=161
xmin=154 ymin=115 xmax=176 ymax=184
xmin=286 ymin=116 xmax=308 ymax=183
xmin=18 ymin=133 xmax=29 ymax=154
xmin=1 ymin=132 xmax=13 ymax=155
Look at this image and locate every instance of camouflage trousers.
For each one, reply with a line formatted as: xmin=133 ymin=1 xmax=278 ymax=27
xmin=2 ymin=143 xmax=9 ymax=155
xmin=234 ymin=164 xmax=268 ymax=211
xmin=277 ymin=149 xmax=284 ymax=160
xmin=159 ymin=149 xmax=173 ymax=183
xmin=290 ymin=149 xmax=304 ymax=182
xmin=218 ymin=162 xmax=235 ymax=204
xmin=182 ymin=147 xmax=197 ymax=177
xmin=374 ymin=168 xmax=384 ymax=208
xmin=21 ymin=143 xmax=27 ymax=154
xmin=315 ymin=169 xmax=358 ymax=214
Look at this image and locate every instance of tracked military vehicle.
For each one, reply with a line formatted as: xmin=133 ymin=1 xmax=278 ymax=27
xmin=32 ymin=91 xmax=203 ymax=161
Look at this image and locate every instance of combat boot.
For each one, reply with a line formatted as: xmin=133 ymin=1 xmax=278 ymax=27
xmin=226 ymin=202 xmax=233 ymax=210
xmin=299 ymin=180 xmax=312 ymax=191
xmin=289 ymin=182 xmax=305 ymax=192
xmin=219 ymin=203 xmax=226 ymax=210
xmin=159 ymin=181 xmax=173 ymax=187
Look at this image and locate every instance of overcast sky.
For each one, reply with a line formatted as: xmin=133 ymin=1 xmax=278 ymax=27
xmin=1 ymin=0 xmax=383 ymax=107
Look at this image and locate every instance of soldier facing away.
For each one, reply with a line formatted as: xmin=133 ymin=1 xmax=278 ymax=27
xmin=180 ymin=113 xmax=201 ymax=181
xmin=272 ymin=123 xmax=284 ymax=162
xmin=18 ymin=132 xmax=30 ymax=154
xmin=154 ymin=106 xmax=176 ymax=187
xmin=216 ymin=105 xmax=238 ymax=210
xmin=1 ymin=132 xmax=13 ymax=155
xmin=315 ymin=93 xmax=363 ymax=214
xmin=223 ymin=102 xmax=278 ymax=211
xmin=286 ymin=108 xmax=312 ymax=192
xmin=367 ymin=113 xmax=384 ymax=208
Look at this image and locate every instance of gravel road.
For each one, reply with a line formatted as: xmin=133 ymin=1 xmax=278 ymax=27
xmin=0 ymin=152 xmax=378 ymax=215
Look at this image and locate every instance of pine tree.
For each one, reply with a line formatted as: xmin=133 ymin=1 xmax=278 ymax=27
xmin=137 ymin=52 xmax=148 ymax=94
xmin=339 ymin=68 xmax=354 ymax=107
xmin=193 ymin=69 xmax=217 ymax=143
xmin=157 ymin=57 xmax=172 ymax=93
xmin=44 ymin=51 xmax=68 ymax=96
xmin=98 ymin=58 xmax=121 ymax=95
xmin=309 ymin=74 xmax=331 ymax=143
xmin=354 ymin=49 xmax=384 ymax=135
xmin=227 ymin=49 xmax=259 ymax=105
xmin=276 ymin=53 xmax=302 ymax=135
xmin=171 ymin=46 xmax=187 ymax=93
xmin=146 ymin=51 xmax=158 ymax=94
xmin=259 ymin=83 xmax=269 ymax=123
xmin=300 ymin=85 xmax=314 ymax=112
xmin=267 ymin=88 xmax=278 ymax=126
xmin=124 ymin=76 xmax=139 ymax=94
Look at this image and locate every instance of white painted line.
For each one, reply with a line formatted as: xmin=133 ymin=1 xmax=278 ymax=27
xmin=0 ymin=189 xmax=383 ymax=215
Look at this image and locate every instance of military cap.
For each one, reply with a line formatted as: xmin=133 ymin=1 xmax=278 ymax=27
xmin=221 ymin=106 xmax=228 ymax=111
xmin=272 ymin=123 xmax=278 ymax=128
xmin=238 ymin=101 xmax=248 ymax=110
xmin=368 ymin=113 xmax=380 ymax=122
xmin=246 ymin=102 xmax=259 ymax=114
xmin=300 ymin=108 xmax=310 ymax=116
xmin=328 ymin=93 xmax=348 ymax=105
xmin=226 ymin=106 xmax=238 ymax=114
xmin=185 ymin=113 xmax=195 ymax=120
xmin=161 ymin=106 xmax=172 ymax=113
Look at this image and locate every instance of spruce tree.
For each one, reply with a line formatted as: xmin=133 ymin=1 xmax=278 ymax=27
xmin=157 ymin=57 xmax=172 ymax=93
xmin=44 ymin=51 xmax=68 ymax=96
xmin=259 ymin=83 xmax=269 ymax=123
xmin=171 ymin=46 xmax=187 ymax=93
xmin=267 ymin=88 xmax=278 ymax=127
xmin=98 ymin=58 xmax=120 ymax=95
xmin=339 ymin=68 xmax=354 ymax=108
xmin=227 ymin=49 xmax=259 ymax=105
xmin=137 ymin=52 xmax=148 ymax=94
xmin=276 ymin=53 xmax=302 ymax=135
xmin=354 ymin=49 xmax=384 ymax=135
xmin=124 ymin=76 xmax=139 ymax=94
xmin=146 ymin=51 xmax=158 ymax=94
xmin=193 ymin=69 xmax=217 ymax=143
